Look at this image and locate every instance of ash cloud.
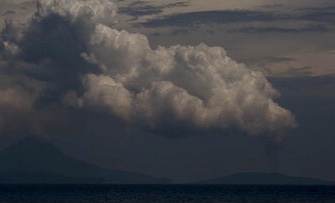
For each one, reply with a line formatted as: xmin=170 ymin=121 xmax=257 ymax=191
xmin=0 ymin=0 xmax=296 ymax=140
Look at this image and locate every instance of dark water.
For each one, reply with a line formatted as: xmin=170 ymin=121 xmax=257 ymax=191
xmin=0 ymin=185 xmax=334 ymax=203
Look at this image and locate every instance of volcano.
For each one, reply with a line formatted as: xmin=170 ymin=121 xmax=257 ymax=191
xmin=0 ymin=136 xmax=170 ymax=184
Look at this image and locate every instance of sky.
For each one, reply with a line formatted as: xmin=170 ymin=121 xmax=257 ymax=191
xmin=0 ymin=0 xmax=334 ymax=183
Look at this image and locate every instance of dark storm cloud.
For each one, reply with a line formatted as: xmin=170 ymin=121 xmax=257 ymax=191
xmin=230 ymin=24 xmax=332 ymax=34
xmin=297 ymin=6 xmax=335 ymax=23
xmin=142 ymin=10 xmax=280 ymax=27
xmin=0 ymin=0 xmax=296 ymax=141
xmin=119 ymin=1 xmax=188 ymax=18
xmin=18 ymin=14 xmax=101 ymax=106
xmin=119 ymin=4 xmax=163 ymax=17
xmin=141 ymin=7 xmax=335 ymax=32
xmin=0 ymin=0 xmax=118 ymax=136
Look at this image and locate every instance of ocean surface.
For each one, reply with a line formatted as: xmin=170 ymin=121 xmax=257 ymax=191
xmin=0 ymin=185 xmax=334 ymax=203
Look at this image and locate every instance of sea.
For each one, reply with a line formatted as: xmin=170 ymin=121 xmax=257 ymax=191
xmin=0 ymin=185 xmax=334 ymax=203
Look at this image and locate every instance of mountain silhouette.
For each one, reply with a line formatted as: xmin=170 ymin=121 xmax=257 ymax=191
xmin=194 ymin=172 xmax=334 ymax=185
xmin=0 ymin=136 xmax=170 ymax=184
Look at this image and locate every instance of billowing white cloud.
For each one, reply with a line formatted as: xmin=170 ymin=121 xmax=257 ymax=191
xmin=36 ymin=0 xmax=118 ymax=25
xmin=0 ymin=0 xmax=296 ymax=140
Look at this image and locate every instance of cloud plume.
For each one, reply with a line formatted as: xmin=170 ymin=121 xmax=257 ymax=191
xmin=0 ymin=0 xmax=296 ymax=140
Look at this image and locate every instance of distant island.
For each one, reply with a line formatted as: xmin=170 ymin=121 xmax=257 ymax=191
xmin=0 ymin=137 xmax=333 ymax=185
xmin=193 ymin=172 xmax=334 ymax=185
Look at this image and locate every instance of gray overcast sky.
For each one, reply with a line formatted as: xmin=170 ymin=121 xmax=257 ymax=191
xmin=0 ymin=0 xmax=334 ymax=183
